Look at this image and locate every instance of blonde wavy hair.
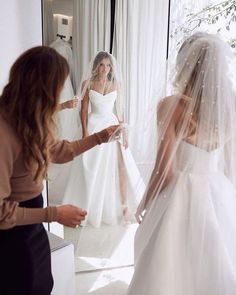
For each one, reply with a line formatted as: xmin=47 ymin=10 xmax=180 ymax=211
xmin=91 ymin=51 xmax=114 ymax=81
xmin=175 ymin=34 xmax=207 ymax=140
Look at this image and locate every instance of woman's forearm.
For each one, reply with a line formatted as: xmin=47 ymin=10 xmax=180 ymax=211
xmin=50 ymin=130 xmax=110 ymax=164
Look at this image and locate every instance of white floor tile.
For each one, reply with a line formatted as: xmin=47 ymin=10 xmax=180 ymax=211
xmin=75 ymin=266 xmax=134 ymax=295
xmin=64 ymin=222 xmax=137 ymax=294
xmin=73 ymin=223 xmax=138 ymax=272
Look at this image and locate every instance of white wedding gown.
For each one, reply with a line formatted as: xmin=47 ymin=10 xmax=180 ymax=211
xmin=127 ymin=140 xmax=236 ymax=295
xmin=63 ymin=89 xmax=145 ymax=227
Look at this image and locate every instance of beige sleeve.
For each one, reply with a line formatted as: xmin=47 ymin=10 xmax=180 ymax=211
xmin=0 ymin=202 xmax=57 ymax=229
xmin=16 ymin=206 xmax=57 ymax=226
xmin=0 ymin=123 xmax=58 ymax=229
xmin=0 ymin=125 xmax=18 ymax=229
xmin=50 ymin=129 xmax=109 ymax=163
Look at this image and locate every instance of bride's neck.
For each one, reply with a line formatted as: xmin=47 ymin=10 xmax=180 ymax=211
xmin=97 ymin=75 xmax=107 ymax=83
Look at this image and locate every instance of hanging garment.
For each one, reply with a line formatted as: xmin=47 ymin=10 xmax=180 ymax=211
xmin=48 ymin=38 xmax=80 ymax=205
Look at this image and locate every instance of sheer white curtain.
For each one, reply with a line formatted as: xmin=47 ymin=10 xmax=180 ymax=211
xmin=112 ymin=0 xmax=169 ymax=182
xmin=72 ymin=0 xmax=111 ymax=92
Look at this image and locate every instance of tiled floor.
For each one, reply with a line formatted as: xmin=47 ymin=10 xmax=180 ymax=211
xmin=64 ymin=223 xmax=137 ymax=294
xmin=75 ymin=266 xmax=134 ymax=295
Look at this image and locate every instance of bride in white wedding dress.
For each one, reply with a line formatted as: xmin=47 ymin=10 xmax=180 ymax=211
xmin=127 ymin=33 xmax=236 ymax=295
xmin=63 ymin=51 xmax=145 ymax=227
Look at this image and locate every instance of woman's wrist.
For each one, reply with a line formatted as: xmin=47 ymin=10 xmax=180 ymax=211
xmin=45 ymin=206 xmax=58 ymax=222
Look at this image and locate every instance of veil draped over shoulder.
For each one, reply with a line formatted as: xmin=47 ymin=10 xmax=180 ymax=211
xmin=136 ymin=32 xmax=236 ymax=220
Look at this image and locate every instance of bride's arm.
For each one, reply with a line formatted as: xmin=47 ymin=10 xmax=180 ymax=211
xmin=80 ymin=85 xmax=89 ymax=138
xmin=136 ymin=98 xmax=183 ymax=222
xmin=114 ymin=82 xmax=124 ymax=123
xmin=143 ymin=125 xmax=176 ymax=207
xmin=114 ymin=82 xmax=129 ymax=148
xmin=135 ymin=123 xmax=177 ymax=223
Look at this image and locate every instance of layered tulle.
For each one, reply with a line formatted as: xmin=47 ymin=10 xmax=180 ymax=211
xmin=128 ymin=141 xmax=236 ymax=295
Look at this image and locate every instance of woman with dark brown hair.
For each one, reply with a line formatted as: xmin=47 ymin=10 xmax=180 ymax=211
xmin=0 ymin=46 xmax=118 ymax=295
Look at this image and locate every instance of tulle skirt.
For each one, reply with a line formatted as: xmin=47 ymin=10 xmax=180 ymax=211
xmin=127 ymin=171 xmax=236 ymax=295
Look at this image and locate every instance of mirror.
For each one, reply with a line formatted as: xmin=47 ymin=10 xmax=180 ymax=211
xmin=42 ymin=0 xmax=149 ymax=275
xmin=42 ymin=0 xmax=236 ymax=280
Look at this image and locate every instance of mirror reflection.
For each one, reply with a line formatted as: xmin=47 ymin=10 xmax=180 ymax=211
xmin=43 ymin=0 xmax=149 ymax=274
xmin=62 ymin=50 xmax=145 ymax=228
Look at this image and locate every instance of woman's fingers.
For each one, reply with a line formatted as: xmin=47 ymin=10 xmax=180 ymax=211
xmin=57 ymin=205 xmax=87 ymax=227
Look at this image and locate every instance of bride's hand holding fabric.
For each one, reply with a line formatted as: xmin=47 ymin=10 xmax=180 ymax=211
xmin=135 ymin=207 xmax=147 ymax=224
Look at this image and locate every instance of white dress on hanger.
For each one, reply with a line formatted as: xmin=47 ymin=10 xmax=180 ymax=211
xmin=127 ymin=140 xmax=236 ymax=295
xmin=63 ymin=89 xmax=145 ymax=227
xmin=48 ymin=38 xmax=80 ymax=205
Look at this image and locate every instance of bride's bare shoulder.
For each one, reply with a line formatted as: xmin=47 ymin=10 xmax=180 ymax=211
xmin=157 ymin=95 xmax=180 ymax=112
xmin=157 ymin=94 xmax=188 ymax=121
xmin=81 ymin=79 xmax=91 ymax=89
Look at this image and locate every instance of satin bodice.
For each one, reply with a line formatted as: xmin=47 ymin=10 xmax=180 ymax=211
xmin=89 ymin=90 xmax=117 ymax=116
xmin=175 ymin=141 xmax=223 ymax=174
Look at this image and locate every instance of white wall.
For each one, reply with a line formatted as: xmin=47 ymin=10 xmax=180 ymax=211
xmin=0 ymin=0 xmax=42 ymax=92
xmin=0 ymin=0 xmax=48 ymax=206
xmin=52 ymin=0 xmax=73 ymax=16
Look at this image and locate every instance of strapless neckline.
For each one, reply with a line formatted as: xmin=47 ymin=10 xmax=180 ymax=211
xmin=181 ymin=140 xmax=223 ymax=154
xmin=89 ymin=89 xmax=117 ymax=97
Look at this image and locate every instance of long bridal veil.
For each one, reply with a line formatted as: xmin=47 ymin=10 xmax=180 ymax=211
xmin=127 ymin=32 xmax=236 ymax=295
xmin=136 ymin=32 xmax=236 ymax=219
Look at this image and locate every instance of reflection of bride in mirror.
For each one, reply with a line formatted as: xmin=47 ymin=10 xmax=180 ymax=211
xmin=63 ymin=51 xmax=145 ymax=227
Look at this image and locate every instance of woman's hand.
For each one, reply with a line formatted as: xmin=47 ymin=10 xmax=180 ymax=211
xmin=135 ymin=208 xmax=146 ymax=224
xmin=106 ymin=125 xmax=120 ymax=137
xmin=95 ymin=125 xmax=120 ymax=143
xmin=134 ymin=197 xmax=148 ymax=224
xmin=56 ymin=205 xmax=87 ymax=228
xmin=60 ymin=98 xmax=79 ymax=110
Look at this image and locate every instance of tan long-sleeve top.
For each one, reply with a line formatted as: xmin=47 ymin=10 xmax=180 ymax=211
xmin=0 ymin=114 xmax=109 ymax=229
